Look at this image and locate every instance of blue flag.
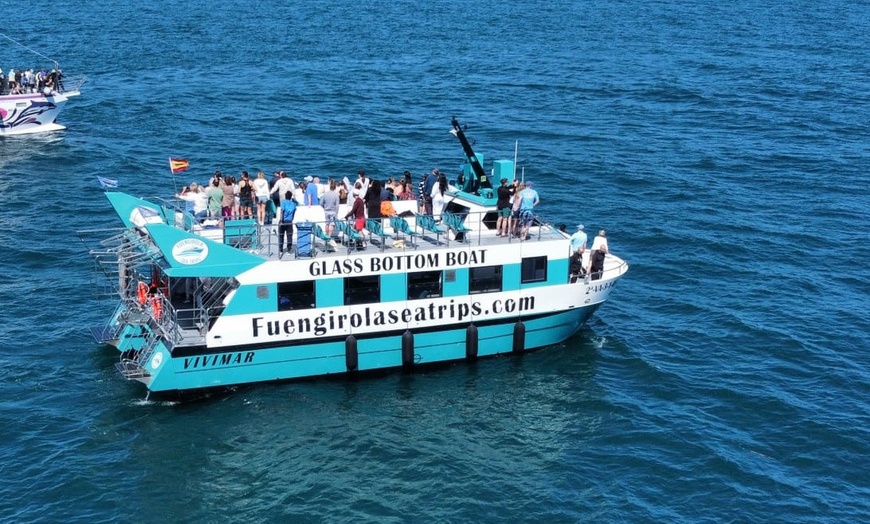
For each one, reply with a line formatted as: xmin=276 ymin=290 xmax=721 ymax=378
xmin=97 ymin=176 xmax=118 ymax=189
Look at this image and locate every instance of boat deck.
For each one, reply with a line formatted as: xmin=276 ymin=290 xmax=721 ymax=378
xmin=188 ymin=197 xmax=572 ymax=262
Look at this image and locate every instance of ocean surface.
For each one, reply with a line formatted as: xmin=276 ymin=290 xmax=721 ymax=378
xmin=1 ymin=0 xmax=869 ymax=522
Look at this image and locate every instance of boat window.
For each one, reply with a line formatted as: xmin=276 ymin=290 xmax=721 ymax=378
xmin=469 ymin=265 xmax=503 ymax=294
xmin=345 ymin=275 xmax=380 ymax=305
xmin=408 ymin=270 xmax=442 ymax=300
xmin=521 ymin=256 xmax=548 ymax=283
xmin=277 ymin=281 xmax=315 ymax=311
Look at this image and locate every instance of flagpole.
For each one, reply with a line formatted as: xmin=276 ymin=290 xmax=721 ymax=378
xmin=169 ymin=157 xmax=179 ymax=197
xmin=513 ymin=140 xmax=518 ymax=182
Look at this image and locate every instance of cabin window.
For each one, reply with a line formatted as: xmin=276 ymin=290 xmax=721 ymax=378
xmin=345 ymin=275 xmax=380 ymax=305
xmin=470 ymin=265 xmax=503 ymax=294
xmin=521 ymin=256 xmax=548 ymax=283
xmin=408 ymin=270 xmax=442 ymax=300
xmin=277 ymin=281 xmax=315 ymax=311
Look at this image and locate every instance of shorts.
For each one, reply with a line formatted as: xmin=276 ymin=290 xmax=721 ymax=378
xmin=257 ymin=196 xmax=269 ymax=204
xmin=498 ymin=207 xmax=511 ymax=218
xmin=520 ymin=210 xmax=534 ymax=226
xmin=239 ymin=197 xmax=253 ymax=208
xmin=325 ymin=212 xmax=337 ymax=224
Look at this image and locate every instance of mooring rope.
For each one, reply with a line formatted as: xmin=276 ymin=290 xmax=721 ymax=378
xmin=0 ymin=32 xmax=58 ymax=66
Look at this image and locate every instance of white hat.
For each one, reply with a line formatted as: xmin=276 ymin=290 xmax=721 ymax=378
xmin=576 ymin=224 xmax=584 ymax=230
xmin=305 ymin=175 xmax=313 ymax=182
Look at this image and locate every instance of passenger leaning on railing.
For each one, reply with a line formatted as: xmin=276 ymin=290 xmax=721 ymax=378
xmin=590 ymin=229 xmax=609 ymax=254
xmin=176 ymin=183 xmax=208 ymax=223
xmin=589 ymin=244 xmax=607 ymax=281
xmin=206 ymin=178 xmax=223 ymax=219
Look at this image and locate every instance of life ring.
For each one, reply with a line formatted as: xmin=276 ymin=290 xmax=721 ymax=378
xmin=150 ymin=296 xmax=163 ymax=320
xmin=137 ymin=281 xmax=148 ymax=305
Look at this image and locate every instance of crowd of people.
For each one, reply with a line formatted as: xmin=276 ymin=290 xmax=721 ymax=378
xmin=176 ymin=168 xmax=444 ymax=227
xmin=569 ymin=225 xmax=610 ymax=281
xmin=174 ymin=166 xmax=608 ymax=266
xmin=0 ymin=66 xmax=64 ymax=95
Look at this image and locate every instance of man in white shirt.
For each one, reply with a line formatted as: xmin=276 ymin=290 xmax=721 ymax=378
xmin=270 ymin=171 xmax=295 ymax=204
xmin=590 ymin=229 xmax=609 ymax=254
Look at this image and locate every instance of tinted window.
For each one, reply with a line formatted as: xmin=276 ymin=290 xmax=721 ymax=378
xmin=521 ymin=256 xmax=547 ymax=283
xmin=277 ymin=281 xmax=315 ymax=311
xmin=408 ymin=271 xmax=442 ymax=300
xmin=345 ymin=275 xmax=380 ymax=305
xmin=470 ymin=265 xmax=503 ymax=294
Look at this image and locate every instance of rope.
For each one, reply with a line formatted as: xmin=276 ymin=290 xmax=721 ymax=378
xmin=0 ymin=32 xmax=59 ymax=67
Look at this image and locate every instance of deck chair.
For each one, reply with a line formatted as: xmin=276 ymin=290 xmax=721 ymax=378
xmin=390 ymin=216 xmax=418 ymax=248
xmin=311 ymin=223 xmax=335 ymax=255
xmin=443 ymin=212 xmax=470 ymax=243
xmin=365 ymin=219 xmax=390 ymax=251
xmin=417 ymin=214 xmax=446 ymax=245
xmin=336 ymin=220 xmax=365 ymax=252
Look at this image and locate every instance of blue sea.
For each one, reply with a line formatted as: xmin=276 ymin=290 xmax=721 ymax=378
xmin=1 ymin=0 xmax=869 ymax=522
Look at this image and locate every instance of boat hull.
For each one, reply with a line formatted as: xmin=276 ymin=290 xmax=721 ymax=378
xmin=125 ymin=302 xmax=605 ymax=397
xmin=0 ymin=91 xmax=80 ymax=136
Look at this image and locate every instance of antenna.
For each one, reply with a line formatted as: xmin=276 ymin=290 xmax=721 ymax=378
xmin=513 ymin=140 xmax=518 ymax=181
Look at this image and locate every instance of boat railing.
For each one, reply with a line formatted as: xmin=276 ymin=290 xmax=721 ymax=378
xmin=59 ymin=75 xmax=86 ymax=94
xmin=165 ymin=205 xmax=561 ymax=255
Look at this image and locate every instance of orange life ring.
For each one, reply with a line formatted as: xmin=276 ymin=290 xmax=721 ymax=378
xmin=150 ymin=296 xmax=163 ymax=320
xmin=137 ymin=281 xmax=148 ymax=305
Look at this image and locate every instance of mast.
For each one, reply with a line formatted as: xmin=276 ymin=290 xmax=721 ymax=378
xmin=450 ymin=117 xmax=493 ymax=190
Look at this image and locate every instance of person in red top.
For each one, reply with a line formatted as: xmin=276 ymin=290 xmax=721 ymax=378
xmin=344 ymin=183 xmax=367 ymax=249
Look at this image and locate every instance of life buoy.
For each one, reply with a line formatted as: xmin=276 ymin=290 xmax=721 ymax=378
xmin=150 ymin=296 xmax=163 ymax=320
xmin=137 ymin=281 xmax=148 ymax=305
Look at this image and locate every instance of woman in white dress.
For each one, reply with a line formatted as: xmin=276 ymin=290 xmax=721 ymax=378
xmin=430 ymin=175 xmax=447 ymax=220
xmin=253 ymin=171 xmax=271 ymax=224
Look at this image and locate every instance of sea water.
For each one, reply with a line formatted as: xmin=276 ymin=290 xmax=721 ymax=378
xmin=0 ymin=1 xmax=868 ymax=522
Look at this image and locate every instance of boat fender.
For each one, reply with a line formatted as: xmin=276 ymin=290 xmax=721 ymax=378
xmin=345 ymin=335 xmax=358 ymax=372
xmin=150 ymin=296 xmax=163 ymax=321
xmin=512 ymin=321 xmax=525 ymax=353
xmin=137 ymin=281 xmax=148 ymax=306
xmin=401 ymin=330 xmax=414 ymax=369
xmin=466 ymin=324 xmax=478 ymax=361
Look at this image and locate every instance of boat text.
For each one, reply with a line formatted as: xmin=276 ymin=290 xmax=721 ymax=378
xmin=183 ymin=351 xmax=254 ymax=370
xmin=251 ymin=296 xmax=535 ymax=339
xmin=309 ymin=249 xmax=488 ymax=277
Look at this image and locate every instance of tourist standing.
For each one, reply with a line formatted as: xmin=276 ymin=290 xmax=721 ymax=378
xmin=278 ymin=191 xmax=297 ymax=258
xmin=570 ymin=224 xmax=587 ymax=254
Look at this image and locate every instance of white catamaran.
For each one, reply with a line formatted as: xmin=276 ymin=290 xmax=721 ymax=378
xmin=80 ymin=118 xmax=629 ymax=399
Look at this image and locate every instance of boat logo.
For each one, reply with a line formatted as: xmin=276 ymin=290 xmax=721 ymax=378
xmin=172 ymin=238 xmax=209 ymax=265
xmin=150 ymin=352 xmax=163 ymax=370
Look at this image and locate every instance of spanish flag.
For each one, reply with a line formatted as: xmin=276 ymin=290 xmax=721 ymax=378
xmin=169 ymin=157 xmax=190 ymax=174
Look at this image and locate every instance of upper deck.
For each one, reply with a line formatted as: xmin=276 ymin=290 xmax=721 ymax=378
xmin=96 ymin=188 xmax=628 ymax=281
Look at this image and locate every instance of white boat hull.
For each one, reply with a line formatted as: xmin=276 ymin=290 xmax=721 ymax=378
xmin=0 ymin=91 xmax=80 ymax=136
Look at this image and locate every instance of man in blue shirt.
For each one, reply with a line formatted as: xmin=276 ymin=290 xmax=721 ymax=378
xmin=279 ymin=191 xmax=297 ymax=258
xmin=570 ymin=224 xmax=587 ymax=254
xmin=304 ymin=175 xmax=320 ymax=206
xmin=518 ymin=181 xmax=540 ymax=240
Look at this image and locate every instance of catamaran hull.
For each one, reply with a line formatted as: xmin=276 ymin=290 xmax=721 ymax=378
xmin=0 ymin=91 xmax=80 ymax=136
xmin=121 ymin=302 xmax=606 ymax=397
